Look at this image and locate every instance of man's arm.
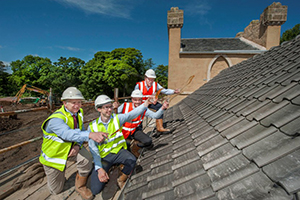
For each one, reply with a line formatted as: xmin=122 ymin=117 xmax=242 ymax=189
xmin=134 ymin=84 xmax=139 ymax=90
xmin=46 ymin=118 xmax=107 ymax=143
xmin=145 ymin=100 xmax=169 ymax=118
xmin=145 ymin=108 xmax=164 ymax=119
xmin=116 ymin=103 xmax=124 ymax=114
xmin=157 ymin=83 xmax=179 ymax=95
xmin=88 ymin=138 xmax=103 ymax=171
xmin=118 ymin=101 xmax=149 ymax=125
xmin=46 ymin=118 xmax=90 ymax=142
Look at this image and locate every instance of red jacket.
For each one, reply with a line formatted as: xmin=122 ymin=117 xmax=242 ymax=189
xmin=121 ymin=102 xmax=146 ymax=139
xmin=136 ymin=81 xmax=158 ymax=102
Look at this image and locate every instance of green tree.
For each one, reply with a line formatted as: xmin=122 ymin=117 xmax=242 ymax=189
xmin=0 ymin=61 xmax=12 ymax=96
xmin=79 ymin=51 xmax=110 ymax=100
xmin=103 ymin=58 xmax=139 ymax=97
xmin=280 ymin=24 xmax=300 ymax=43
xmin=79 ymin=48 xmax=147 ymax=99
xmin=155 ymin=64 xmax=169 ymax=88
xmin=143 ymin=58 xmax=155 ymax=74
xmin=9 ymin=55 xmax=52 ymax=94
xmin=52 ymin=57 xmax=85 ymax=96
xmin=111 ymin=48 xmax=144 ymax=75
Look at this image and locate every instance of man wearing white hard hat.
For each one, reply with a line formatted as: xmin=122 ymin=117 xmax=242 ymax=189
xmin=39 ymin=87 xmax=107 ymax=200
xmin=88 ymin=94 xmax=152 ymax=196
xmin=135 ymin=69 xmax=179 ymax=134
xmin=116 ymin=89 xmax=169 ymax=157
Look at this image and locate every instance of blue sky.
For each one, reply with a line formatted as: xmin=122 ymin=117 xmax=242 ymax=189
xmin=1 ymin=0 xmax=299 ymax=71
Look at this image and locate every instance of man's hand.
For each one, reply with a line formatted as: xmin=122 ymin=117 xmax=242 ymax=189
xmin=162 ymin=100 xmax=169 ymax=110
xmin=113 ymin=101 xmax=120 ymax=109
xmin=97 ymin=168 xmax=109 ymax=183
xmin=89 ymin=132 xmax=108 ymax=143
xmin=153 ymin=97 xmax=158 ymax=105
xmin=144 ymin=98 xmax=152 ymax=107
xmin=68 ymin=145 xmax=80 ymax=157
xmin=174 ymin=89 xmax=180 ymax=94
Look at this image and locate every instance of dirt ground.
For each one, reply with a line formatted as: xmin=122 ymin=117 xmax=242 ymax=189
xmin=0 ymin=99 xmax=98 ymax=174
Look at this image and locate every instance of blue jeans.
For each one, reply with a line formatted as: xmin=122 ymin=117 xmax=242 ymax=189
xmin=148 ymin=102 xmax=163 ymax=119
xmin=128 ymin=129 xmax=152 ymax=148
xmin=90 ymin=148 xmax=136 ymax=195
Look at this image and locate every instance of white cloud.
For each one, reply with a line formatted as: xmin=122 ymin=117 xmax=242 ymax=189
xmin=57 ymin=46 xmax=81 ymax=51
xmin=54 ymin=0 xmax=134 ymax=19
xmin=185 ymin=2 xmax=211 ymax=16
xmin=3 ymin=61 xmax=10 ymax=66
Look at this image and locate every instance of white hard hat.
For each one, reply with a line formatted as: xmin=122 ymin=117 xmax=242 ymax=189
xmin=145 ymin=69 xmax=156 ymax=78
xmin=131 ymin=90 xmax=143 ymax=98
xmin=61 ymin=87 xmax=85 ymax=101
xmin=94 ymin=95 xmax=113 ymax=110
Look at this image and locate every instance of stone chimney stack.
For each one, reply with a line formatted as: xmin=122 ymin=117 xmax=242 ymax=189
xmin=261 ymin=2 xmax=287 ymax=49
xmin=167 ymin=7 xmax=184 ymax=30
xmin=167 ymin=7 xmax=183 ymax=101
xmin=236 ymin=2 xmax=287 ymax=50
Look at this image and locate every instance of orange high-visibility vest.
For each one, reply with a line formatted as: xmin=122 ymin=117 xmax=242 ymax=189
xmin=121 ymin=102 xmax=146 ymax=139
xmin=137 ymin=81 xmax=158 ymax=102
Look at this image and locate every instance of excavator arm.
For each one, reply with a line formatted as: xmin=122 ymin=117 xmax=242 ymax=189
xmin=13 ymin=84 xmax=49 ymax=104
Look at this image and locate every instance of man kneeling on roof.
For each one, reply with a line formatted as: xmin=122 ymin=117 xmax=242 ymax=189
xmin=114 ymin=89 xmax=169 ymax=158
xmin=39 ymin=87 xmax=107 ymax=200
xmin=88 ymin=94 xmax=152 ymax=195
xmin=135 ymin=69 xmax=178 ymax=134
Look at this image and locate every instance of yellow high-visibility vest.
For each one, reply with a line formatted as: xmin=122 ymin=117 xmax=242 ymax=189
xmin=39 ymin=106 xmax=83 ymax=171
xmin=89 ymin=114 xmax=126 ymax=158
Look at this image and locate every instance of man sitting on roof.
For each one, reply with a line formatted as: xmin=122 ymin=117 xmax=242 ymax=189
xmin=39 ymin=87 xmax=107 ymax=200
xmin=115 ymin=89 xmax=169 ymax=157
xmin=135 ymin=69 xmax=179 ymax=134
xmin=88 ymin=94 xmax=152 ymax=195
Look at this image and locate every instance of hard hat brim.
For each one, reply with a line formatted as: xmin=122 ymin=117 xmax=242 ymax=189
xmin=61 ymin=97 xmax=85 ymax=101
xmin=146 ymin=75 xmax=156 ymax=78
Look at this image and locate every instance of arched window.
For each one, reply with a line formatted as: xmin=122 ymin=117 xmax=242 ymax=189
xmin=207 ymin=55 xmax=232 ymax=81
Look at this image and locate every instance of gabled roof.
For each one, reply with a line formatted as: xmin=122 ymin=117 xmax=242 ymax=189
xmin=123 ymin=35 xmax=300 ymax=200
xmin=181 ymin=37 xmax=265 ymax=54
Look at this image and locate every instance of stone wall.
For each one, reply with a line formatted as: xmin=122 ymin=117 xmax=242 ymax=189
xmin=236 ymin=2 xmax=287 ymax=48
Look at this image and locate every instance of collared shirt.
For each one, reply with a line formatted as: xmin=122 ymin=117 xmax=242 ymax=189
xmin=45 ymin=107 xmax=90 ymax=146
xmin=88 ymin=103 xmax=148 ymax=171
xmin=134 ymin=81 xmax=175 ymax=95
xmin=117 ymin=102 xmax=164 ymax=119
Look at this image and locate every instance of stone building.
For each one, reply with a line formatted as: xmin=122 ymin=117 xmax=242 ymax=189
xmin=168 ymin=2 xmax=287 ymax=106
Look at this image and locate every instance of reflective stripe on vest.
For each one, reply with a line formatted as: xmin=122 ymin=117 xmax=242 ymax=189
xmin=121 ymin=102 xmax=145 ymax=139
xmin=39 ymin=106 xmax=84 ymax=171
xmin=40 ymin=151 xmax=66 ymax=165
xmin=137 ymin=81 xmax=157 ymax=102
xmin=43 ymin=134 xmax=64 ymax=143
xmin=89 ymin=114 xmax=127 ymax=158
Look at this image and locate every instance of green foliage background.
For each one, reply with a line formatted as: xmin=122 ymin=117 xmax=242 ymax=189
xmin=280 ymin=24 xmax=300 ymax=44
xmin=0 ymin=48 xmax=169 ymax=101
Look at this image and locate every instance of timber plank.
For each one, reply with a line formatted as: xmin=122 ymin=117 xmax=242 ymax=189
xmin=31 ymin=161 xmax=78 ymax=200
xmin=5 ymin=161 xmax=76 ymax=200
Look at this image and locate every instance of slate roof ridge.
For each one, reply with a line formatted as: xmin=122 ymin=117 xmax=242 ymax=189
xmin=122 ymin=36 xmax=300 ymax=199
xmin=183 ymin=37 xmax=252 ymax=41
xmin=239 ymin=36 xmax=267 ymax=50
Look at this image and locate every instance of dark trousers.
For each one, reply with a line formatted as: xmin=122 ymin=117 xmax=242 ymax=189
xmin=90 ymin=149 xmax=136 ymax=195
xmin=148 ymin=103 xmax=163 ymax=119
xmin=128 ymin=129 xmax=152 ymax=148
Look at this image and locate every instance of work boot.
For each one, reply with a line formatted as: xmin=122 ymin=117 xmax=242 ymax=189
xmin=117 ymin=172 xmax=128 ymax=189
xmin=130 ymin=140 xmax=141 ymax=158
xmin=75 ymin=173 xmax=93 ymax=200
xmin=156 ymin=119 xmax=175 ymax=135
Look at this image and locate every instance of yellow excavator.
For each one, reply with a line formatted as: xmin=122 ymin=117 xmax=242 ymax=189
xmin=13 ymin=84 xmax=49 ymax=106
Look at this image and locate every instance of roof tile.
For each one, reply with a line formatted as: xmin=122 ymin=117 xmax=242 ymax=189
xmin=263 ymin=149 xmax=300 ymax=194
xmin=243 ymin=131 xmax=300 ymax=167
xmin=217 ymin=172 xmax=292 ymax=200
xmin=123 ymin=36 xmax=300 ymax=199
